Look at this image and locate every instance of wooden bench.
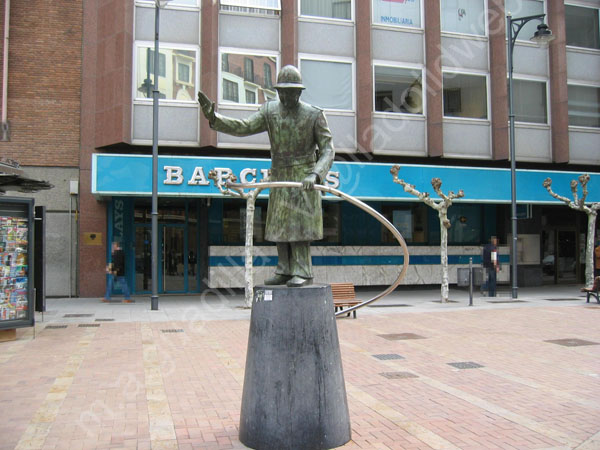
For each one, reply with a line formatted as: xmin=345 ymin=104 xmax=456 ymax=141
xmin=331 ymin=283 xmax=361 ymax=319
xmin=581 ymin=276 xmax=600 ymax=304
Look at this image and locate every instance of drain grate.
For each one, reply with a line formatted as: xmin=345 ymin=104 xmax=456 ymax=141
xmin=368 ymin=304 xmax=413 ymax=308
xmin=380 ymin=372 xmax=418 ymax=379
xmin=78 ymin=324 xmax=100 ymax=328
xmin=95 ymin=318 xmax=115 ymax=322
xmin=487 ymin=300 xmax=527 ymax=304
xmin=545 ymin=338 xmax=599 ymax=347
xmin=545 ymin=298 xmax=581 ymax=302
xmin=448 ymin=362 xmax=484 ymax=369
xmin=64 ymin=314 xmax=94 ymax=318
xmin=45 ymin=325 xmax=68 ymax=329
xmin=373 ymin=354 xmax=405 ymax=360
xmin=161 ymin=329 xmax=184 ymax=333
xmin=378 ymin=333 xmax=426 ymax=341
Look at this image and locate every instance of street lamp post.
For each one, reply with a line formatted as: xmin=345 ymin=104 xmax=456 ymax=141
xmin=151 ymin=0 xmax=170 ymax=310
xmin=507 ymin=13 xmax=554 ymax=299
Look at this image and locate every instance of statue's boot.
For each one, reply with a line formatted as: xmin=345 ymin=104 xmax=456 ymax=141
xmin=264 ymin=274 xmax=291 ymax=285
xmin=286 ymin=276 xmax=313 ymax=287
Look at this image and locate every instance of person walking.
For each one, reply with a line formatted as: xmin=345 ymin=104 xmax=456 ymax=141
xmin=482 ymin=236 xmax=499 ymax=297
xmin=103 ymin=240 xmax=132 ymax=302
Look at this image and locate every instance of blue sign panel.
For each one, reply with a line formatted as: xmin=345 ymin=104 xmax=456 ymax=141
xmin=92 ymin=154 xmax=600 ymax=203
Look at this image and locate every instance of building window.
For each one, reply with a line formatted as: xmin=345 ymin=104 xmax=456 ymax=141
xmin=441 ymin=0 xmax=486 ymax=36
xmin=381 ymin=203 xmax=427 ymax=244
xmin=244 ymin=57 xmax=254 ymax=83
xmin=568 ymin=85 xmax=600 ymax=128
xmin=512 ymin=79 xmax=547 ymax=124
xmin=442 ymin=72 xmax=487 ymax=119
xmin=264 ymin=63 xmax=273 ymax=89
xmin=374 ymin=65 xmax=423 ymax=114
xmin=245 ymin=89 xmax=257 ymax=104
xmin=322 ymin=203 xmax=341 ymax=243
xmin=301 ymin=0 xmax=352 ymax=21
xmin=220 ymin=0 xmax=281 ymax=15
xmin=565 ymin=5 xmax=600 ymax=50
xmin=135 ymin=46 xmax=198 ymax=101
xmin=223 ymin=79 xmax=239 ymax=102
xmin=220 ymin=52 xmax=278 ymax=105
xmin=372 ymin=0 xmax=421 ymax=28
xmin=300 ymin=58 xmax=353 ymax=110
xmin=223 ymin=200 xmax=267 ymax=244
xmin=505 ymin=0 xmax=544 ymax=41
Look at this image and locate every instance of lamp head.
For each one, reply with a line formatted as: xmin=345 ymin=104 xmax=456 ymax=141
xmin=156 ymin=0 xmax=170 ymax=8
xmin=531 ymin=23 xmax=555 ymax=47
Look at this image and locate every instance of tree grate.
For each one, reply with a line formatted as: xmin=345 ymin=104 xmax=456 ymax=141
xmin=448 ymin=362 xmax=484 ymax=369
xmin=378 ymin=333 xmax=426 ymax=341
xmin=78 ymin=324 xmax=100 ymax=327
xmin=380 ymin=372 xmax=418 ymax=379
xmin=373 ymin=354 xmax=405 ymax=360
xmin=545 ymin=338 xmax=599 ymax=347
xmin=95 ymin=318 xmax=115 ymax=322
xmin=545 ymin=298 xmax=581 ymax=301
xmin=45 ymin=325 xmax=68 ymax=329
xmin=64 ymin=314 xmax=94 ymax=318
xmin=161 ymin=329 xmax=184 ymax=333
xmin=431 ymin=300 xmax=460 ymax=303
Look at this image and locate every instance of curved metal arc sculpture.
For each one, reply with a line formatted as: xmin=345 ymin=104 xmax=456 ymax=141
xmin=208 ymin=172 xmax=409 ymax=316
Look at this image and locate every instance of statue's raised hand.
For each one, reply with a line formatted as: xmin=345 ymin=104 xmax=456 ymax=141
xmin=197 ymin=91 xmax=215 ymax=122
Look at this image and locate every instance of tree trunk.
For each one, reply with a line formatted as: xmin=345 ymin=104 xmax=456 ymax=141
xmin=585 ymin=212 xmax=597 ymax=287
xmin=439 ymin=214 xmax=449 ymax=303
xmin=244 ymin=194 xmax=257 ymax=308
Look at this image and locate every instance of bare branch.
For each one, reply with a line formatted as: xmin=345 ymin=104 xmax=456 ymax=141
xmin=542 ymin=177 xmax=575 ymax=205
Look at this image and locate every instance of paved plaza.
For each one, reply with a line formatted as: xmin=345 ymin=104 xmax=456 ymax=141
xmin=1 ymin=285 xmax=599 ymax=449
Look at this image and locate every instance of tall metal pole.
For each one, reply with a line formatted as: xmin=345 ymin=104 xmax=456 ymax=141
xmin=151 ymin=3 xmax=161 ymax=310
xmin=507 ymin=14 xmax=518 ymax=299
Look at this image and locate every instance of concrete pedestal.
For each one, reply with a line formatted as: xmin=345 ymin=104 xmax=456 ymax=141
xmin=239 ymin=285 xmax=351 ymax=450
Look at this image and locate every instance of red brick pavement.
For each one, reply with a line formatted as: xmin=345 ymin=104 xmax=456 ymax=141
xmin=0 ymin=305 xmax=599 ymax=449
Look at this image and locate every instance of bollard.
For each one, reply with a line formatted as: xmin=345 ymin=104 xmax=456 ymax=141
xmin=469 ymin=257 xmax=474 ymax=306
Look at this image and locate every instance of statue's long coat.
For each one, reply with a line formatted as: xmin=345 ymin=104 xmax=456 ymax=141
xmin=210 ymin=100 xmax=335 ymax=242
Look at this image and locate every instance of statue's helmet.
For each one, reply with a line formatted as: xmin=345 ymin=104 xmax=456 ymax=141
xmin=274 ymin=65 xmax=305 ymax=90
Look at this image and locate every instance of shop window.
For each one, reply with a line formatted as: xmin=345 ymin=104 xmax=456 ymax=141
xmin=447 ymin=205 xmax=481 ymax=244
xmin=442 ymin=72 xmax=488 ymax=119
xmin=505 ymin=0 xmax=544 ymax=42
xmin=135 ymin=46 xmax=198 ymax=102
xmin=381 ymin=203 xmax=427 ymax=244
xmin=220 ymin=52 xmax=278 ymax=105
xmin=299 ymin=58 xmax=353 ymax=110
xmin=222 ymin=200 xmax=267 ymax=244
xmin=441 ymin=0 xmax=486 ymax=36
xmin=322 ymin=202 xmax=341 ymax=244
xmin=372 ymin=0 xmax=421 ymax=28
xmin=220 ymin=0 xmax=281 ymax=15
xmin=512 ymin=79 xmax=547 ymax=124
xmin=301 ymin=0 xmax=352 ymax=20
xmin=565 ymin=5 xmax=600 ymax=50
xmin=568 ymin=85 xmax=600 ymax=128
xmin=374 ymin=65 xmax=423 ymax=114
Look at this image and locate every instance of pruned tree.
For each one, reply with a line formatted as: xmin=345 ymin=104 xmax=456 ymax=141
xmin=543 ymin=174 xmax=600 ymax=287
xmin=391 ymin=165 xmax=464 ymax=302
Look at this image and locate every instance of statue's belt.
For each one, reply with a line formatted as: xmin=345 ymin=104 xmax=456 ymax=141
xmin=270 ymin=154 xmax=316 ymax=169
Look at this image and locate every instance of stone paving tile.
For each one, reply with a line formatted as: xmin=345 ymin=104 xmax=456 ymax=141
xmin=1 ymin=305 xmax=599 ymax=449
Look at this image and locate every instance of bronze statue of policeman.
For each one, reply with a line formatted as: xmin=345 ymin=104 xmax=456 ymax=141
xmin=198 ymin=65 xmax=335 ymax=287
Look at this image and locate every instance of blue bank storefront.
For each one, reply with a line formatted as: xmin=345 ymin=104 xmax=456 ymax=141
xmin=92 ymin=154 xmax=600 ymax=293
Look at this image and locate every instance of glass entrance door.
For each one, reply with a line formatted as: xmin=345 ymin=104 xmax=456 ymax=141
xmin=161 ymin=225 xmax=185 ymax=292
xmin=134 ymin=225 xmax=186 ymax=293
xmin=557 ymin=230 xmax=577 ymax=283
